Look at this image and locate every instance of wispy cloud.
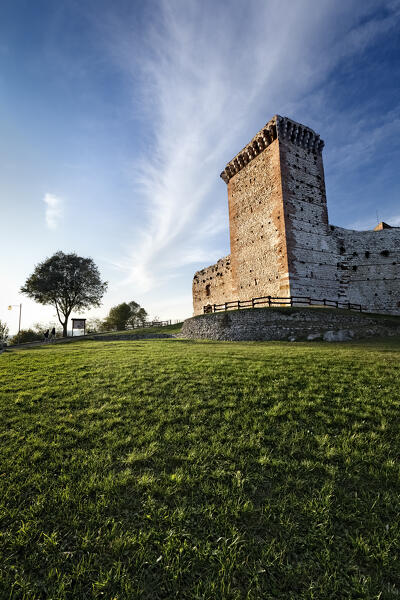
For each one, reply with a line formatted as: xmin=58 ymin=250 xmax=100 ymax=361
xmin=44 ymin=193 xmax=64 ymax=229
xmin=104 ymin=0 xmax=400 ymax=292
xmin=326 ymin=107 xmax=400 ymax=173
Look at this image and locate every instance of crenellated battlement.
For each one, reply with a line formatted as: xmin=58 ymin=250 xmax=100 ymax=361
xmin=220 ymin=116 xmax=278 ymax=183
xmin=276 ymin=115 xmax=324 ymax=154
xmin=220 ymin=115 xmax=324 ymax=184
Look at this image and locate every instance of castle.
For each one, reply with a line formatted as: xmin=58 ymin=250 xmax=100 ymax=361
xmin=192 ymin=115 xmax=400 ymax=316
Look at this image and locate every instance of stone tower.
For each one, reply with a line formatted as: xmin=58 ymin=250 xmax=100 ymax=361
xmin=192 ymin=115 xmax=400 ymax=316
xmin=221 ymin=114 xmax=339 ymax=301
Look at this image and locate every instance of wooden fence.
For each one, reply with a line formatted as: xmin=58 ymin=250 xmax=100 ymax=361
xmin=129 ymin=320 xmax=172 ymax=329
xmin=203 ymin=295 xmax=362 ymax=314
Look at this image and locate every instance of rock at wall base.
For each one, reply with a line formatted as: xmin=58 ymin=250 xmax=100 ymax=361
xmin=307 ymin=332 xmax=323 ymax=341
xmin=323 ymin=330 xmax=354 ymax=342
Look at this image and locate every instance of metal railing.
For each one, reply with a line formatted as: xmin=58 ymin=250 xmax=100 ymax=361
xmin=85 ymin=320 xmax=179 ymax=335
xmin=203 ymin=295 xmax=362 ymax=314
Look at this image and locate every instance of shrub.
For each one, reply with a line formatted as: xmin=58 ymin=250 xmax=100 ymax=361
xmin=85 ymin=318 xmax=105 ymax=334
xmin=0 ymin=320 xmax=9 ymax=342
xmin=104 ymin=301 xmax=148 ymax=331
xmin=32 ymin=322 xmax=62 ymax=338
xmin=10 ymin=329 xmax=43 ymax=345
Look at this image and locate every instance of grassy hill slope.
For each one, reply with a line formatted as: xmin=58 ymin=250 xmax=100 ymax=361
xmin=94 ymin=322 xmax=184 ymax=337
xmin=1 ymin=337 xmax=399 ymax=599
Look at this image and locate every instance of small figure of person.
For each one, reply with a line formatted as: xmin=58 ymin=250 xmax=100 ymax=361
xmin=44 ymin=329 xmax=49 ymax=343
xmin=51 ymin=327 xmax=56 ymax=341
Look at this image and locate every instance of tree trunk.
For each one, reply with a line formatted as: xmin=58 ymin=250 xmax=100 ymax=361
xmin=55 ymin=304 xmax=68 ymax=337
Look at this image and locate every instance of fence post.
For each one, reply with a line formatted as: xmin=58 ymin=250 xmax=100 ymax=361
xmin=252 ymin=298 xmax=255 ymax=308
xmin=348 ymin=302 xmax=351 ymax=310
xmin=213 ymin=304 xmax=216 ymax=313
xmin=237 ymin=300 xmax=240 ymax=310
xmin=268 ymin=296 xmax=271 ymax=307
xmin=225 ymin=302 xmax=228 ymax=311
xmin=290 ymin=296 xmax=293 ymax=307
xmin=323 ymin=298 xmax=326 ymax=306
xmin=308 ymin=297 xmax=311 ymax=305
xmin=336 ymin=301 xmax=338 ymax=308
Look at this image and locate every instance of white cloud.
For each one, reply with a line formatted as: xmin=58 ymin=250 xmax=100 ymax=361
xmin=326 ymin=108 xmax=400 ymax=172
xmin=103 ymin=0 xmax=400 ymax=292
xmin=44 ymin=193 xmax=64 ymax=229
xmin=389 ymin=215 xmax=400 ymax=226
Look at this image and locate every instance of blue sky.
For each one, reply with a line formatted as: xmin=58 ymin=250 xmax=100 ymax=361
xmin=1 ymin=0 xmax=399 ymax=333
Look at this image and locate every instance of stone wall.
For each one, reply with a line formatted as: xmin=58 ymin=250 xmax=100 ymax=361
xmin=192 ymin=256 xmax=233 ymax=316
xmin=227 ymin=135 xmax=289 ymax=301
xmin=331 ymin=226 xmax=400 ymax=313
xmin=278 ymin=131 xmax=342 ymax=300
xmin=181 ymin=307 xmax=400 ymax=342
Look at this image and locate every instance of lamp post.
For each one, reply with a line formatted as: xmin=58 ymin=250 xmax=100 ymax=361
xmin=8 ymin=304 xmax=22 ymax=343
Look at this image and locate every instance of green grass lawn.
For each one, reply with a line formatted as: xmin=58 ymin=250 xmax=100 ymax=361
xmin=0 ymin=337 xmax=399 ymax=599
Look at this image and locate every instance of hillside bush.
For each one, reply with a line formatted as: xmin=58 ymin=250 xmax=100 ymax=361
xmin=32 ymin=322 xmax=62 ymax=338
xmin=0 ymin=320 xmax=9 ymax=342
xmin=9 ymin=329 xmax=43 ymax=344
xmin=103 ymin=301 xmax=148 ymax=331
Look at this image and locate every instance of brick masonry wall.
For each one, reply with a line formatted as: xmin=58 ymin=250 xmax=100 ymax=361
xmin=227 ymin=138 xmax=290 ymax=301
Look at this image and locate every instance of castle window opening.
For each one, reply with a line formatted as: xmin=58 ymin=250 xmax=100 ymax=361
xmin=205 ymin=284 xmax=211 ymax=297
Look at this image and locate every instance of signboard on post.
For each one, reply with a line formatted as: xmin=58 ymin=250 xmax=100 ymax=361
xmin=71 ymin=318 xmax=86 ymax=336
